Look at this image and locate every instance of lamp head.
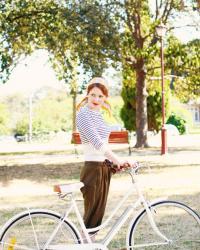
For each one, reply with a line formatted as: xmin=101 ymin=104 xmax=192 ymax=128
xmin=156 ymin=22 xmax=167 ymax=37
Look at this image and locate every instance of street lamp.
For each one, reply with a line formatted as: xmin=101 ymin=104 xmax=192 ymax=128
xmin=28 ymin=91 xmax=45 ymax=143
xmin=156 ymin=22 xmax=167 ymax=155
xmin=28 ymin=93 xmax=33 ymax=142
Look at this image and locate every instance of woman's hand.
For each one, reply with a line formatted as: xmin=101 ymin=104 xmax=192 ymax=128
xmin=104 ymin=149 xmax=138 ymax=171
xmin=120 ymin=159 xmax=139 ymax=170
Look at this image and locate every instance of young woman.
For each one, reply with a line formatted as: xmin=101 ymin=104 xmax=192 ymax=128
xmin=76 ymin=77 xmax=137 ymax=235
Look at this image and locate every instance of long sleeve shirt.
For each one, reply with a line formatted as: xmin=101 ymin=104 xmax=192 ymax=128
xmin=76 ymin=106 xmax=111 ymax=162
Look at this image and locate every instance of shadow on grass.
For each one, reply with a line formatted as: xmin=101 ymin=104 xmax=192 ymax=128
xmin=0 ymin=162 xmax=83 ymax=187
xmin=1 ymin=160 xmax=200 ymax=186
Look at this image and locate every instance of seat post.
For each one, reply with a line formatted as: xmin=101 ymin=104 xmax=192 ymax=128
xmin=71 ymin=197 xmax=91 ymax=243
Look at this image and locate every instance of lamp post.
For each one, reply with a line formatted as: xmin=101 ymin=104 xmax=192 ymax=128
xmin=28 ymin=91 xmax=45 ymax=143
xmin=156 ymin=23 xmax=167 ymax=155
xmin=28 ymin=93 xmax=33 ymax=142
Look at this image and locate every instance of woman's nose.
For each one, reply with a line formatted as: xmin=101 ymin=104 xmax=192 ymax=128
xmin=93 ymin=97 xmax=99 ymax=102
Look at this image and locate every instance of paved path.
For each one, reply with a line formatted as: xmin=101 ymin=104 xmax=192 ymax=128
xmin=0 ymin=133 xmax=199 ymax=154
xmin=0 ymin=134 xmax=199 ymax=168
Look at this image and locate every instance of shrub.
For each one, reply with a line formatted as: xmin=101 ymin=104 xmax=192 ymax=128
xmin=167 ymin=112 xmax=186 ymax=134
xmin=14 ymin=119 xmax=28 ymax=136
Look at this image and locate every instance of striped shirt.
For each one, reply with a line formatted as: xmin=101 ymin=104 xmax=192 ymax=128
xmin=76 ymin=105 xmax=111 ymax=161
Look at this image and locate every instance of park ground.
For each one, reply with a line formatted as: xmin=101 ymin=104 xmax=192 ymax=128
xmin=0 ymin=133 xmax=200 ymax=248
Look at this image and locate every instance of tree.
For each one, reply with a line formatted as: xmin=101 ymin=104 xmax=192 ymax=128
xmin=120 ymin=65 xmax=170 ymax=134
xmin=0 ymin=0 xmax=120 ymax=132
xmin=120 ymin=65 xmax=136 ymax=132
xmin=1 ymin=0 xmax=199 ymax=144
xmin=0 ymin=103 xmax=10 ymax=135
xmin=1 ymin=0 xmax=119 ymax=82
xmin=0 ymin=0 xmax=19 ymax=83
xmin=104 ymin=0 xmax=199 ymax=147
xmin=13 ymin=90 xmax=73 ymax=137
xmin=165 ymin=37 xmax=200 ymax=101
xmin=33 ymin=91 xmax=72 ymax=134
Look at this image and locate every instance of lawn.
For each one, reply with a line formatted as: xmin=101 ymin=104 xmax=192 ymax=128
xmin=0 ymin=146 xmax=200 ymax=249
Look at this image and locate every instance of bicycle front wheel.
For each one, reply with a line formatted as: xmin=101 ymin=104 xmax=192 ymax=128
xmin=128 ymin=200 xmax=200 ymax=249
xmin=0 ymin=209 xmax=81 ymax=250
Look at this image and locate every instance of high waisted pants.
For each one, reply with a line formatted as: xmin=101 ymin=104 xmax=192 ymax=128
xmin=80 ymin=161 xmax=112 ymax=229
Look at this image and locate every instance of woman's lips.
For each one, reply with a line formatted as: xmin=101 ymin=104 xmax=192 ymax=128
xmin=93 ymin=103 xmax=99 ymax=106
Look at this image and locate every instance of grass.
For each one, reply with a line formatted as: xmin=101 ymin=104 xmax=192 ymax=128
xmin=0 ymin=163 xmax=200 ymax=249
xmin=189 ymin=126 xmax=200 ymax=134
xmin=0 ymin=139 xmax=200 ymax=249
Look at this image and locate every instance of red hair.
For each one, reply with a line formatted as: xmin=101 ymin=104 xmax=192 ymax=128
xmin=87 ymin=83 xmax=109 ymax=97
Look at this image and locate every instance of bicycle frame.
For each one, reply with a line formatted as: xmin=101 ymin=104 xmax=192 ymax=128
xmin=43 ymin=169 xmax=170 ymax=250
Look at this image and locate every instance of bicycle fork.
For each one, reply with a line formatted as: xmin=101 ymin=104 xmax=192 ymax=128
xmin=134 ymin=180 xmax=171 ymax=244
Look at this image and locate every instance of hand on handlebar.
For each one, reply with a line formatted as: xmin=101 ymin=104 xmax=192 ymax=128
xmin=104 ymin=159 xmax=139 ymax=174
xmin=118 ymin=160 xmax=139 ymax=171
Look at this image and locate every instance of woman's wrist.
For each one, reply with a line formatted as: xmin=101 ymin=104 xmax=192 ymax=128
xmin=104 ymin=150 xmax=122 ymax=166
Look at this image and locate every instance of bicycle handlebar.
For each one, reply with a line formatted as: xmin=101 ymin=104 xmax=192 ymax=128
xmin=104 ymin=159 xmax=141 ymax=174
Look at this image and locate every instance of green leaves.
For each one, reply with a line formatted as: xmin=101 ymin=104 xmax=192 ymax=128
xmin=165 ymin=37 xmax=200 ymax=101
xmin=0 ymin=103 xmax=10 ymax=135
xmin=0 ymin=0 xmax=120 ymax=85
xmin=167 ymin=112 xmax=187 ymax=134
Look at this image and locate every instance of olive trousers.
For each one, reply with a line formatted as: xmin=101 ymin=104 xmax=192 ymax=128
xmin=80 ymin=161 xmax=112 ymax=229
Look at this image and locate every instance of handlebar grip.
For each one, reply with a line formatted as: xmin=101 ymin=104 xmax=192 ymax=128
xmin=104 ymin=159 xmax=146 ymax=175
xmin=104 ymin=159 xmax=134 ymax=173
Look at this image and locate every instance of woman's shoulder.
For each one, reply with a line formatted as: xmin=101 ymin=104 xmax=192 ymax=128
xmin=77 ymin=106 xmax=88 ymax=115
xmin=78 ymin=106 xmax=99 ymax=115
xmin=76 ymin=106 xmax=91 ymax=120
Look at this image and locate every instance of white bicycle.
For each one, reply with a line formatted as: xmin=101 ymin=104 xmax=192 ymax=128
xmin=0 ymin=160 xmax=200 ymax=249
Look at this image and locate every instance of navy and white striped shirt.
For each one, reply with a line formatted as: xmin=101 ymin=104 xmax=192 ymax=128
xmin=76 ymin=106 xmax=111 ymax=161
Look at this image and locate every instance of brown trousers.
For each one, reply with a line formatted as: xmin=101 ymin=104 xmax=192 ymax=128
xmin=80 ymin=161 xmax=112 ymax=229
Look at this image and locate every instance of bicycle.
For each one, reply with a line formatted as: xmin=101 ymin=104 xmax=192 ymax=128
xmin=0 ymin=160 xmax=200 ymax=250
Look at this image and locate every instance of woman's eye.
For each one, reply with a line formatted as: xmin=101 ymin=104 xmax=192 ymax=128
xmin=91 ymin=94 xmax=96 ymax=97
xmin=99 ymin=95 xmax=103 ymax=98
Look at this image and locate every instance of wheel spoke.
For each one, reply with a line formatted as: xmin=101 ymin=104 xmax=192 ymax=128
xmin=0 ymin=211 xmax=80 ymax=250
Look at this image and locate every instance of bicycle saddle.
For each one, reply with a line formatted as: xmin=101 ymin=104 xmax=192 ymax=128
xmin=54 ymin=182 xmax=84 ymax=194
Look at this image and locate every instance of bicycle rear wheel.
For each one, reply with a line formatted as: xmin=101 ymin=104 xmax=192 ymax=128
xmin=128 ymin=200 xmax=200 ymax=249
xmin=0 ymin=209 xmax=81 ymax=250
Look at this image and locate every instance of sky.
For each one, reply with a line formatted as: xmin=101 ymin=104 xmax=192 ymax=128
xmin=0 ymin=16 xmax=199 ymax=97
xmin=0 ymin=50 xmax=65 ymax=96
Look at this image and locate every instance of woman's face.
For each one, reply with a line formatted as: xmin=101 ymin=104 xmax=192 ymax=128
xmin=87 ymin=87 xmax=107 ymax=111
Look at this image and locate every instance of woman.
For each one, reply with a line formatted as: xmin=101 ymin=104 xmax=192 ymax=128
xmin=76 ymin=77 xmax=137 ymax=235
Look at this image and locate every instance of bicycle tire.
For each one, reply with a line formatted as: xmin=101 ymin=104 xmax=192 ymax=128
xmin=127 ymin=200 xmax=200 ymax=249
xmin=0 ymin=209 xmax=81 ymax=250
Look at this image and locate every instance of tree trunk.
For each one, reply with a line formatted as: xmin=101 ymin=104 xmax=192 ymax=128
xmin=135 ymin=60 xmax=149 ymax=148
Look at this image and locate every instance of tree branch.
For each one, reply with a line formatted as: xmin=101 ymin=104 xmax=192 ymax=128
xmin=163 ymin=0 xmax=174 ymax=23
xmin=6 ymin=8 xmax=58 ymax=22
xmin=155 ymin=0 xmax=159 ymax=20
xmin=168 ymin=23 xmax=199 ymax=32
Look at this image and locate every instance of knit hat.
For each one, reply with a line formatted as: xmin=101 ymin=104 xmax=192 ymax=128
xmin=87 ymin=77 xmax=108 ymax=90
